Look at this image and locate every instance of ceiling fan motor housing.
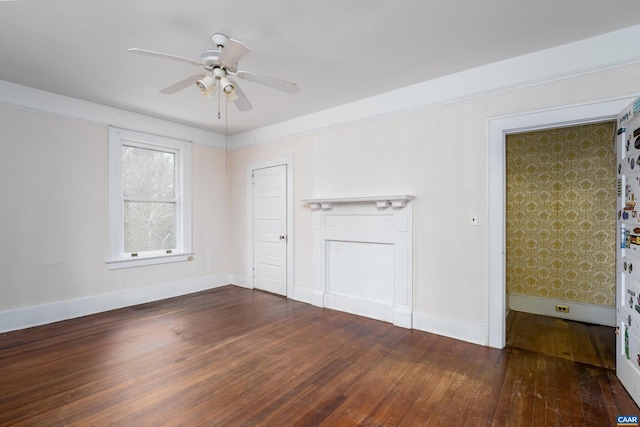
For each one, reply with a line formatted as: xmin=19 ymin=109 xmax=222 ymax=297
xmin=200 ymin=50 xmax=221 ymax=70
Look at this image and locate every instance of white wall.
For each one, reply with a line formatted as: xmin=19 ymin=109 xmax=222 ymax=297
xmin=0 ymin=105 xmax=230 ymax=332
xmin=228 ymin=62 xmax=640 ymax=346
xmin=3 ymin=25 xmax=640 ymax=342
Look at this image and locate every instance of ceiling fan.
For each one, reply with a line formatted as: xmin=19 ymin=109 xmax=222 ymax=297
xmin=127 ymin=33 xmax=299 ymax=112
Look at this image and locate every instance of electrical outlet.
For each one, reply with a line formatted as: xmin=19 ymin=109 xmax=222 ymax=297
xmin=555 ymin=305 xmax=569 ymax=313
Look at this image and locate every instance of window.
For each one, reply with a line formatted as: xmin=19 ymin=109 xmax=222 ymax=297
xmin=108 ymin=127 xmax=192 ymax=269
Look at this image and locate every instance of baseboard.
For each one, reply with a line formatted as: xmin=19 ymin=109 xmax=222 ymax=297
xmin=311 ymin=289 xmax=324 ymax=308
xmin=295 ymin=288 xmax=486 ymax=343
xmin=508 ymin=293 xmax=615 ymax=326
xmin=324 ymin=293 xmax=394 ymax=324
xmin=232 ymin=278 xmax=313 ymax=304
xmin=230 ymin=274 xmax=252 ymax=289
xmin=412 ymin=310 xmax=488 ymax=346
xmin=0 ymin=273 xmax=231 ymax=333
xmin=392 ymin=308 xmax=412 ymax=329
xmin=291 ymin=285 xmax=314 ymax=304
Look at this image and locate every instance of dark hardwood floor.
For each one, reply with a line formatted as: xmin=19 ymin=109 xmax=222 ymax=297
xmin=0 ymin=286 xmax=637 ymax=426
xmin=506 ymin=310 xmax=616 ymax=370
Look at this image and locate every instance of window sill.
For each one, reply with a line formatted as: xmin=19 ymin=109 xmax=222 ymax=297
xmin=106 ymin=252 xmax=194 ymax=270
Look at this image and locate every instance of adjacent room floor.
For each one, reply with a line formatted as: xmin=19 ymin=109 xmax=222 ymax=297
xmin=0 ymin=286 xmax=636 ymax=426
xmin=506 ymin=310 xmax=616 ymax=370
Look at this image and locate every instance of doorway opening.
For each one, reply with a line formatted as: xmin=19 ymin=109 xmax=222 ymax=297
xmin=487 ymin=97 xmax=635 ymax=349
xmin=505 ymin=122 xmax=616 ymax=323
xmin=504 ymin=122 xmax=617 ymax=367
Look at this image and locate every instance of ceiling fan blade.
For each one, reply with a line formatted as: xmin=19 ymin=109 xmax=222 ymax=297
xmin=160 ymin=75 xmax=203 ymax=94
xmin=230 ymin=81 xmax=253 ymax=111
xmin=127 ymin=48 xmax=203 ymax=67
xmin=235 ymin=70 xmax=299 ymax=94
xmin=218 ymin=39 xmax=251 ymax=68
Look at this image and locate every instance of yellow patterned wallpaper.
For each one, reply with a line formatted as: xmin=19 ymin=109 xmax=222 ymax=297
xmin=506 ymin=122 xmax=616 ymax=306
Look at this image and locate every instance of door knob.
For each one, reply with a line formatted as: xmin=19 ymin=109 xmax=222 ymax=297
xmin=279 ymin=235 xmax=286 ymax=241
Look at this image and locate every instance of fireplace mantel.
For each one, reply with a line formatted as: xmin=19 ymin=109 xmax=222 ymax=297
xmin=302 ymin=195 xmax=415 ymax=210
xmin=305 ymin=195 xmax=413 ymax=329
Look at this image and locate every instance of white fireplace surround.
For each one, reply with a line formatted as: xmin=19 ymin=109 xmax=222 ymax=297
xmin=303 ymin=196 xmax=414 ymax=328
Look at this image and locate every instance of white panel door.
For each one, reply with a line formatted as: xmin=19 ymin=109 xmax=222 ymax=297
xmin=616 ymin=98 xmax=640 ymax=406
xmin=253 ymin=165 xmax=287 ymax=296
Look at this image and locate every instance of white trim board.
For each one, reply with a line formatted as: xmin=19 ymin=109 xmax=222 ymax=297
xmin=508 ymin=293 xmax=616 ymax=327
xmin=291 ymin=286 xmax=314 ymax=305
xmin=231 ymin=25 xmax=640 ymax=148
xmin=245 ymin=154 xmax=295 ymax=297
xmin=487 ymin=96 xmax=636 ymax=349
xmin=0 ymin=273 xmax=231 ymax=333
xmin=412 ymin=310 xmax=487 ymax=346
xmin=295 ymin=284 xmax=486 ymax=345
xmin=0 ymin=80 xmax=226 ymax=149
xmin=230 ymin=274 xmax=251 ymax=289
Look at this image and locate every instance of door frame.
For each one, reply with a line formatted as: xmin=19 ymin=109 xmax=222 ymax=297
xmin=487 ymin=96 xmax=635 ymax=349
xmin=246 ymin=154 xmax=295 ymax=297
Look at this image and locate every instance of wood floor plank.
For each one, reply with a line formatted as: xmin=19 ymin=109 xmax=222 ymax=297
xmin=531 ymin=354 xmax=548 ymax=427
xmin=559 ymin=357 xmax=588 ymax=426
xmin=0 ymin=287 xmax=637 ymax=426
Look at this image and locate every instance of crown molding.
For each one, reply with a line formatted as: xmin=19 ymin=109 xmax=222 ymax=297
xmin=0 ymin=80 xmax=226 ymax=148
xmin=230 ymin=24 xmax=640 ymax=149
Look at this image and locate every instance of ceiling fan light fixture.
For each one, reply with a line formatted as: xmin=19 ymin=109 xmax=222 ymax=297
xmin=219 ymin=76 xmax=235 ymax=95
xmin=196 ymin=75 xmax=215 ymax=93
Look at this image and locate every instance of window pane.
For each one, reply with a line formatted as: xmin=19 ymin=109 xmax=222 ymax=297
xmin=122 ymin=145 xmax=175 ymax=199
xmin=124 ymin=202 xmax=176 ymax=253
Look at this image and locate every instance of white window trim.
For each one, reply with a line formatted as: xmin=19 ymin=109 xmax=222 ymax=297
xmin=107 ymin=127 xmax=193 ymax=269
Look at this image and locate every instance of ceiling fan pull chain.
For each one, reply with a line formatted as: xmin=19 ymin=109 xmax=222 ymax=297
xmin=218 ymin=79 xmax=221 ymax=120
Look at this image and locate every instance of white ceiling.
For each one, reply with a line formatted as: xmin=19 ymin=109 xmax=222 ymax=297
xmin=1 ymin=0 xmax=640 ymax=135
